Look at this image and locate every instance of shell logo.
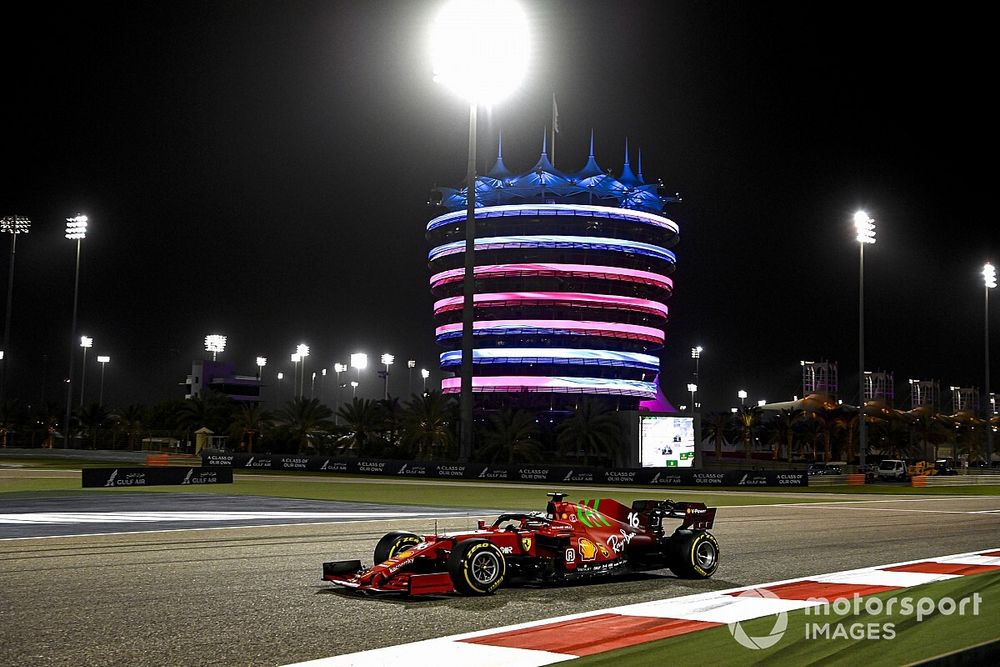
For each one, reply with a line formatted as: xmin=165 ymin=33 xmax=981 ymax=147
xmin=578 ymin=538 xmax=598 ymax=561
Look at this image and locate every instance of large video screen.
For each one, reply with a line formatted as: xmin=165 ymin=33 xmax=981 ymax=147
xmin=639 ymin=414 xmax=696 ymax=467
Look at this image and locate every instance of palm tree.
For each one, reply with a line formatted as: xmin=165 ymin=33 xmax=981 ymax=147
xmin=556 ymin=399 xmax=624 ymax=466
xmin=0 ymin=399 xmax=23 ymax=448
xmin=276 ymin=397 xmax=334 ymax=454
xmin=702 ymin=412 xmax=730 ymax=459
xmin=36 ymin=402 xmax=61 ymax=448
xmin=479 ymin=409 xmax=542 ymax=464
xmin=230 ymin=403 xmax=272 ymax=453
xmin=376 ymin=397 xmax=404 ymax=453
xmin=116 ymin=404 xmax=146 ymax=451
xmin=766 ymin=408 xmax=801 ymax=461
xmin=401 ymin=391 xmax=455 ymax=460
xmin=336 ymin=397 xmax=382 ymax=455
xmin=76 ymin=403 xmax=110 ymax=449
xmin=176 ymin=391 xmax=232 ymax=433
xmin=736 ymin=406 xmax=762 ymax=462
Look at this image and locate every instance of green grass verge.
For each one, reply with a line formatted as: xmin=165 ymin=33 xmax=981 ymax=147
xmin=574 ymin=571 xmax=1000 ymax=666
xmin=0 ymin=474 xmax=843 ymax=508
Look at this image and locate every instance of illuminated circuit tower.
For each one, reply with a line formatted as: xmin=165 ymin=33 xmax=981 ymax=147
xmin=426 ymin=132 xmax=679 ymax=411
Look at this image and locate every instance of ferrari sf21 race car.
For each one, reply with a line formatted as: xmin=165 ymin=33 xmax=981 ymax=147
xmin=322 ymin=492 xmax=719 ymax=596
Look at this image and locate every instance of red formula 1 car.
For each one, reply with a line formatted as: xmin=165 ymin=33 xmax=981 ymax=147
xmin=322 ymin=493 xmax=719 ymax=596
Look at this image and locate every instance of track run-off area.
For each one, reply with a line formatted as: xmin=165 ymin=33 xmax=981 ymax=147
xmin=1 ymin=469 xmax=999 ymax=665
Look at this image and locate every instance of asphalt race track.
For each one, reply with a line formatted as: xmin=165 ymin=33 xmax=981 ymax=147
xmin=2 ymin=492 xmax=999 ymax=666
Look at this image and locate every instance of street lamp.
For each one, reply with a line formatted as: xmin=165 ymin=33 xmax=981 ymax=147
xmin=407 ymin=359 xmax=416 ymax=396
xmin=63 ymin=214 xmax=88 ymax=446
xmin=854 ymin=210 xmax=876 ymax=468
xmin=78 ymin=336 xmax=93 ymax=407
xmin=205 ymin=334 xmax=227 ymax=362
xmin=431 ymin=0 xmax=530 ymax=462
xmin=381 ymin=353 xmax=394 ymax=400
xmin=421 ymin=368 xmax=430 ymax=394
xmin=985 ymin=262 xmax=996 ymax=465
xmin=737 ymin=389 xmax=747 ymax=406
xmin=0 ymin=215 xmax=30 ymax=401
xmin=687 ymin=383 xmax=698 ymax=413
xmin=97 ymin=355 xmax=110 ymax=405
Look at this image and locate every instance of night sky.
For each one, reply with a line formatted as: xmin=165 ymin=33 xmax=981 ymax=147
xmin=2 ymin=1 xmax=995 ymax=413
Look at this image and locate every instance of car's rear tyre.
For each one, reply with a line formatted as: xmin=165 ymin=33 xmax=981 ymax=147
xmin=447 ymin=539 xmax=507 ymax=595
xmin=373 ymin=530 xmax=422 ymax=564
xmin=668 ymin=530 xmax=719 ymax=579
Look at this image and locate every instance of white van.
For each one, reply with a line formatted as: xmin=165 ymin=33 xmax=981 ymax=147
xmin=877 ymin=459 xmax=908 ymax=481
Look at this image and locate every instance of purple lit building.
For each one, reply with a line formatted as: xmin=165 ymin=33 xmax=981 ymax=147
xmin=427 ymin=133 xmax=679 ymax=412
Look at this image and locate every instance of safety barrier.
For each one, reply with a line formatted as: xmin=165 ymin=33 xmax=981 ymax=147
xmin=914 ymin=474 xmax=1000 ymax=487
xmin=145 ymin=453 xmax=201 ymax=467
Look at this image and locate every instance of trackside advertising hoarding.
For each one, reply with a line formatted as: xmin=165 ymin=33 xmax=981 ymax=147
xmin=82 ymin=466 xmax=233 ymax=488
xmin=202 ymin=454 xmax=806 ymax=486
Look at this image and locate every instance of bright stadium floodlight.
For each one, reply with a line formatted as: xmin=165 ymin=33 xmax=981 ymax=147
xmin=430 ymin=0 xmax=530 ymax=107
xmin=257 ymin=356 xmax=267 ymax=371
xmin=854 ymin=210 xmax=876 ymax=244
xmin=97 ymin=355 xmax=110 ymax=363
xmin=381 ymin=353 xmax=394 ymax=367
xmin=205 ymin=334 xmax=226 ymax=361
xmin=350 ymin=353 xmax=368 ymax=371
xmin=737 ymin=389 xmax=747 ymax=406
xmin=985 ymin=262 xmax=997 ymax=289
xmin=80 ymin=336 xmax=93 ymax=349
xmin=758 ymin=399 xmax=767 ymax=407
xmin=65 ymin=214 xmax=88 ymax=240
xmin=297 ymin=343 xmax=310 ymax=358
xmin=407 ymin=359 xmax=416 ymax=369
xmin=291 ymin=353 xmax=300 ymax=363
xmin=334 ymin=362 xmax=347 ymax=374
xmin=351 ymin=380 xmax=360 ymax=398
xmin=421 ymin=368 xmax=430 ymax=393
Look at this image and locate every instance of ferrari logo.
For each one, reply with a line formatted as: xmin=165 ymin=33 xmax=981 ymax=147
xmin=521 ymin=537 xmax=532 ymax=552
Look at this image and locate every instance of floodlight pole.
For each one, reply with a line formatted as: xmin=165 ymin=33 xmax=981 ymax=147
xmin=459 ymin=102 xmax=477 ymax=462
xmin=64 ymin=237 xmax=83 ymax=447
xmin=858 ymin=240 xmax=867 ymax=468
xmin=1 ymin=216 xmax=30 ymax=402
xmin=986 ymin=269 xmax=994 ymax=467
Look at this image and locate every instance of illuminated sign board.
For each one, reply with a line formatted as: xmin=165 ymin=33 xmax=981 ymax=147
xmin=639 ymin=414 xmax=697 ymax=468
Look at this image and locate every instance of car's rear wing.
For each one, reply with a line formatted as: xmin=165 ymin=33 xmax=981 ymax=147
xmin=631 ymin=499 xmax=717 ymax=531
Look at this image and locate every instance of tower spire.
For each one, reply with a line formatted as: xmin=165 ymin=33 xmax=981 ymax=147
xmin=619 ymin=137 xmax=638 ymax=185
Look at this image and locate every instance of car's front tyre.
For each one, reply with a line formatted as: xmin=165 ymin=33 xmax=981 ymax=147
xmin=447 ymin=539 xmax=507 ymax=595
